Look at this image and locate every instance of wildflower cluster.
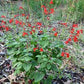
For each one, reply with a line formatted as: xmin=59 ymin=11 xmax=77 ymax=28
xmin=60 ymin=23 xmax=83 ymax=58
xmin=0 ymin=5 xmax=64 ymax=83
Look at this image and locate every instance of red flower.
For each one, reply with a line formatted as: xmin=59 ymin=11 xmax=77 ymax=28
xmin=15 ymin=20 xmax=19 ymax=25
xmin=61 ymin=23 xmax=67 ymax=27
xmin=70 ymin=28 xmax=74 ymax=34
xmin=9 ymin=19 xmax=13 ymax=23
xmin=61 ymin=52 xmax=65 ymax=57
xmin=76 ymin=29 xmax=83 ymax=36
xmin=22 ymin=32 xmax=28 ymax=36
xmin=65 ymin=41 xmax=69 ymax=44
xmin=47 ymin=17 xmax=50 ymax=20
xmin=77 ymin=30 xmax=80 ymax=34
xmin=67 ymin=38 xmax=71 ymax=41
xmin=76 ymin=30 xmax=80 ymax=36
xmin=19 ymin=21 xmax=22 ymax=25
xmin=29 ymin=31 xmax=32 ymax=35
xmin=5 ymin=27 xmax=10 ymax=32
xmin=44 ymin=8 xmax=48 ymax=15
xmin=52 ymin=27 xmax=56 ymax=31
xmin=39 ymin=30 xmax=43 ymax=33
xmin=14 ymin=14 xmax=19 ymax=18
xmin=0 ymin=26 xmax=2 ymax=28
xmin=72 ymin=24 xmax=78 ymax=28
xmin=1 ymin=15 xmax=6 ymax=18
xmin=1 ymin=20 xmax=6 ymax=24
xmin=32 ymin=29 xmax=35 ymax=33
xmin=49 ymin=0 xmax=53 ymax=4
xmin=26 ymin=15 xmax=29 ymax=19
xmin=73 ymin=36 xmax=78 ymax=42
xmin=28 ymin=23 xmax=31 ymax=27
xmin=65 ymin=53 xmax=69 ymax=58
xmin=80 ymin=29 xmax=83 ymax=33
xmin=32 ymin=26 xmax=35 ymax=28
xmin=22 ymin=14 xmax=25 ymax=16
xmin=19 ymin=6 xmax=24 ymax=10
xmin=33 ymin=48 xmax=38 ymax=52
xmin=37 ymin=26 xmax=41 ymax=30
xmin=69 ymin=34 xmax=73 ymax=37
xmin=36 ymin=22 xmax=42 ymax=26
xmin=54 ymin=32 xmax=58 ymax=36
xmin=40 ymin=48 xmax=43 ymax=52
xmin=41 ymin=5 xmax=46 ymax=8
xmin=49 ymin=8 xmax=54 ymax=14
xmin=2 ymin=25 xmax=6 ymax=28
xmin=65 ymin=38 xmax=71 ymax=44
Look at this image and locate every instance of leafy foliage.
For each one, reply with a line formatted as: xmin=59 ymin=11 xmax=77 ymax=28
xmin=4 ymin=24 xmax=64 ymax=82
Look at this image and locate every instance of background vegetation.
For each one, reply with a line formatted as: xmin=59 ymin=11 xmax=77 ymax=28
xmin=23 ymin=0 xmax=84 ymax=21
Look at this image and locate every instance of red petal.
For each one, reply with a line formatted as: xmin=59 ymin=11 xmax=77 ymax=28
xmin=54 ymin=32 xmax=58 ymax=36
xmin=49 ymin=0 xmax=53 ymax=4
xmin=40 ymin=48 xmax=43 ymax=52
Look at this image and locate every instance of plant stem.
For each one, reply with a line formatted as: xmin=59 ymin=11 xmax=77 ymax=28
xmin=40 ymin=0 xmax=45 ymax=24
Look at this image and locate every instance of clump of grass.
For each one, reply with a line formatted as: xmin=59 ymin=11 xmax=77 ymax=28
xmin=66 ymin=0 xmax=84 ymax=22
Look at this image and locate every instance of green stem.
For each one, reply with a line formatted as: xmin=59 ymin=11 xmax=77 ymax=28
xmin=66 ymin=0 xmax=75 ymax=22
xmin=38 ymin=81 xmax=40 ymax=84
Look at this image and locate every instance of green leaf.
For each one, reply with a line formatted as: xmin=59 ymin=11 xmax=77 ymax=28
xmin=34 ymin=72 xmax=45 ymax=82
xmin=18 ymin=56 xmax=32 ymax=61
xmin=15 ymin=50 xmax=21 ymax=55
xmin=36 ymin=55 xmax=41 ymax=57
xmin=55 ymin=41 xmax=64 ymax=48
xmin=47 ymin=63 xmax=51 ymax=70
xmin=14 ymin=69 xmax=21 ymax=75
xmin=23 ymin=63 xmax=32 ymax=72
xmin=43 ymin=58 xmax=48 ymax=61
xmin=50 ymin=41 xmax=64 ymax=48
xmin=13 ymin=62 xmax=22 ymax=69
xmin=7 ymin=49 xmax=15 ymax=55
xmin=51 ymin=64 xmax=58 ymax=72
xmin=43 ymin=41 xmax=49 ymax=48
xmin=56 ymin=59 xmax=62 ymax=65
xmin=25 ymin=57 xmax=32 ymax=61
xmin=41 ymin=76 xmax=53 ymax=84
xmin=40 ymin=62 xmax=47 ymax=68
xmin=19 ymin=38 xmax=26 ymax=42
xmin=40 ymin=41 xmax=49 ymax=48
xmin=28 ymin=47 xmax=34 ymax=51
